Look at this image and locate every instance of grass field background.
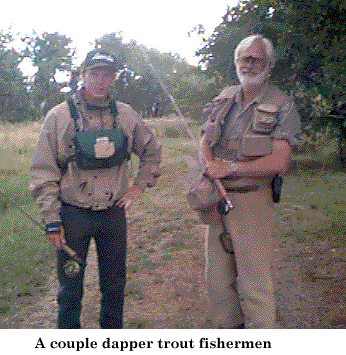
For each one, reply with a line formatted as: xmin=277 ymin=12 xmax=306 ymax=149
xmin=0 ymin=118 xmax=345 ymax=324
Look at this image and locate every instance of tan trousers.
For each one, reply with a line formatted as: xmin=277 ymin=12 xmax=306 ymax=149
xmin=205 ymin=185 xmax=276 ymax=328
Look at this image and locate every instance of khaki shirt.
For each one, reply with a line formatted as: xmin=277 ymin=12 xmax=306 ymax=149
xmin=30 ymin=91 xmax=161 ymax=224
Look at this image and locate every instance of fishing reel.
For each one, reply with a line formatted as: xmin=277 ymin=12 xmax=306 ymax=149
xmin=63 ymin=258 xmax=84 ymax=278
xmin=217 ymin=198 xmax=232 ymax=215
xmin=61 ymin=246 xmax=86 ymax=278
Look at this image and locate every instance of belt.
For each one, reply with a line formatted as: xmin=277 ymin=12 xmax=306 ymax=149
xmin=225 ymin=185 xmax=259 ymax=193
xmin=62 ymin=201 xmax=118 ymax=211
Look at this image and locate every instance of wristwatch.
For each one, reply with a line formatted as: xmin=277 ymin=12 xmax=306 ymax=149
xmin=45 ymin=222 xmax=62 ymax=233
xmin=228 ymin=162 xmax=239 ymax=174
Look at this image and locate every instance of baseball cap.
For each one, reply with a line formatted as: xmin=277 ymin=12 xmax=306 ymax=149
xmin=81 ymin=50 xmax=117 ymax=71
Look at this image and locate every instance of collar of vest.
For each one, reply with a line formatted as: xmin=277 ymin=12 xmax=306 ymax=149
xmin=219 ymin=83 xmax=288 ymax=110
xmin=69 ymin=91 xmax=118 ymax=133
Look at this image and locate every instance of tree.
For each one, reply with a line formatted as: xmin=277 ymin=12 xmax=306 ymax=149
xmin=94 ymin=33 xmax=217 ymax=118
xmin=196 ymin=0 xmax=346 ymax=120
xmin=194 ymin=0 xmax=346 ymax=162
xmin=0 ymin=30 xmax=31 ymax=122
xmin=21 ymin=31 xmax=75 ymax=115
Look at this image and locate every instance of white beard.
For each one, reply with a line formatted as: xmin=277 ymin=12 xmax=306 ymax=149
xmin=236 ymin=66 xmax=270 ymax=87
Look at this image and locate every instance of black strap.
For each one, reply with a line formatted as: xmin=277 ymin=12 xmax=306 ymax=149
xmin=67 ymin=99 xmax=80 ymax=132
xmin=67 ymin=99 xmax=78 ymax=119
xmin=110 ymin=99 xmax=118 ymax=119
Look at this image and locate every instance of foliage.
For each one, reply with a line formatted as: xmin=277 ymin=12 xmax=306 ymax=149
xmin=196 ymin=0 xmax=346 ymax=127
xmin=300 ymin=124 xmax=339 ymax=169
xmin=0 ymin=28 xmax=214 ymax=122
xmin=0 ymin=122 xmax=52 ymax=315
xmin=20 ymin=31 xmax=75 ymax=115
xmin=0 ymin=30 xmax=32 ymax=121
xmin=94 ymin=33 xmax=216 ymax=117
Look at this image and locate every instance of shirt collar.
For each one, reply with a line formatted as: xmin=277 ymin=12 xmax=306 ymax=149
xmin=235 ymin=82 xmax=270 ymax=106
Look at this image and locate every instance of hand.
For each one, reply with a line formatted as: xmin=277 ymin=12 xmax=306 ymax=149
xmin=115 ymin=185 xmax=143 ymax=210
xmin=46 ymin=226 xmax=66 ymax=249
xmin=205 ymin=159 xmax=234 ymax=179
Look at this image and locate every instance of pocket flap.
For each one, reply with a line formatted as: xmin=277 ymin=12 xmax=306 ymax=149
xmin=256 ymin=104 xmax=278 ymax=114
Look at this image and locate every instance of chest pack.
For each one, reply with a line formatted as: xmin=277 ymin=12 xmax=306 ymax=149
xmin=67 ymin=99 xmax=130 ymax=170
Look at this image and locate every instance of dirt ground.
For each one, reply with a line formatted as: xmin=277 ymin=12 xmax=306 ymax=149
xmin=2 ymin=231 xmax=346 ymax=329
xmin=1 ymin=150 xmax=346 ymax=329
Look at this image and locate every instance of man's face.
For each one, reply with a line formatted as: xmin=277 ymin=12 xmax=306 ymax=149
xmin=82 ymin=67 xmax=116 ymax=99
xmin=235 ymin=40 xmax=270 ymax=87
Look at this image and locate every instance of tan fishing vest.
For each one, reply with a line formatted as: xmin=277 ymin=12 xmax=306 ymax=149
xmin=203 ymin=84 xmax=290 ymax=188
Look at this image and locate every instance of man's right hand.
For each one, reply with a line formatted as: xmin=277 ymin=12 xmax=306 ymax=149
xmin=47 ymin=226 xmax=67 ymax=249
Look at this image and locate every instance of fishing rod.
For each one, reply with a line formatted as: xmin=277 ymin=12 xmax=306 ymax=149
xmin=0 ymin=189 xmax=85 ymax=267
xmin=139 ymin=47 xmax=233 ymax=212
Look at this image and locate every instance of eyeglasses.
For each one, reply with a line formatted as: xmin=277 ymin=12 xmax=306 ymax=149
xmin=237 ymin=56 xmax=266 ymax=66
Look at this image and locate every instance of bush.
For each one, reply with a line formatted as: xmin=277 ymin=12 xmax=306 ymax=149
xmin=299 ymin=124 xmax=339 ymax=169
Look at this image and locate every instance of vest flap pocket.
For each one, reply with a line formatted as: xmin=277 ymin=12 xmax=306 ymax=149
xmin=256 ymin=104 xmax=278 ymax=114
xmin=252 ymin=104 xmax=279 ymax=133
xmin=240 ymin=135 xmax=273 ymax=157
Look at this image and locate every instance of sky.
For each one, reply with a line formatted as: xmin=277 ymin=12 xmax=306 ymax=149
xmin=1 ymin=0 xmax=238 ymax=75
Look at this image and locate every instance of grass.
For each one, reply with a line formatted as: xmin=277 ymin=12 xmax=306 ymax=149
xmin=1 ymin=118 xmax=346 ymax=326
xmin=0 ymin=123 xmax=54 ymax=316
xmin=275 ymin=168 xmax=346 ymax=243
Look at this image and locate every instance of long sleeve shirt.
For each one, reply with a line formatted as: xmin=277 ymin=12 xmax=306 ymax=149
xmin=29 ymin=92 xmax=161 ymax=224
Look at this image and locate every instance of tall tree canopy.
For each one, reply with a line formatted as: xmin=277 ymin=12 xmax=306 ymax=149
xmin=0 ymin=30 xmax=30 ymax=121
xmin=196 ymin=0 xmax=346 ymax=125
xmin=94 ymin=32 xmax=216 ymax=117
xmin=21 ymin=31 xmax=75 ymax=114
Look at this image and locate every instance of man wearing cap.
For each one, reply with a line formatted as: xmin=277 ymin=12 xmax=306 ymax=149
xmin=199 ymin=34 xmax=301 ymax=328
xmin=30 ymin=50 xmax=161 ymax=329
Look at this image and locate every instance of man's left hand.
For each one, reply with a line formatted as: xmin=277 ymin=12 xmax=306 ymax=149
xmin=205 ymin=160 xmax=236 ymax=179
xmin=115 ymin=185 xmax=143 ymax=210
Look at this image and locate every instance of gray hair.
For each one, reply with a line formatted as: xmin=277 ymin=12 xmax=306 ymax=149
xmin=234 ymin=34 xmax=275 ymax=67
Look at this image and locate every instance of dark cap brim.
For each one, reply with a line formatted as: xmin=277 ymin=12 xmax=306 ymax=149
xmin=85 ymin=63 xmax=117 ymax=70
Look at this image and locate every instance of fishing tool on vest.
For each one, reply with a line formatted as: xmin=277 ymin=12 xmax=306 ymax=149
xmin=67 ymin=99 xmax=129 ymax=171
xmin=0 ymin=189 xmax=86 ymax=276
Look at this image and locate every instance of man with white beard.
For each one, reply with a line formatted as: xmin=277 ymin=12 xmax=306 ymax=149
xmin=199 ymin=34 xmax=301 ymax=328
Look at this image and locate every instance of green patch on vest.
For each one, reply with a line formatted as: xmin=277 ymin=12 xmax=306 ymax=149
xmin=73 ymin=128 xmax=129 ymax=170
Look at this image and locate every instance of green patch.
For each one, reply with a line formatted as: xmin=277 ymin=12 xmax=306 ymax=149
xmin=0 ymin=305 xmax=10 ymax=315
xmin=278 ymin=169 xmax=346 ymax=243
xmin=0 ymin=136 xmax=55 ymax=318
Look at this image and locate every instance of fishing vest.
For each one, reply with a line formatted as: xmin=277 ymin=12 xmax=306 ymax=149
xmin=67 ymin=99 xmax=130 ymax=171
xmin=203 ymin=84 xmax=290 ymax=161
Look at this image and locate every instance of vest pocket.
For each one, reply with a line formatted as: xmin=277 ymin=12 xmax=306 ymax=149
xmin=240 ymin=135 xmax=273 ymax=157
xmin=252 ymin=104 xmax=278 ymax=134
